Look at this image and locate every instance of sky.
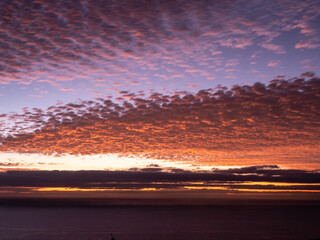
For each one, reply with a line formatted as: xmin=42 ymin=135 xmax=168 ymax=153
xmin=0 ymin=0 xmax=320 ymax=202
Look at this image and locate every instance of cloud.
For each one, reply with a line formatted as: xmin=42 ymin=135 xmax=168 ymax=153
xmin=217 ymin=37 xmax=253 ymax=49
xmin=60 ymin=88 xmax=74 ymax=91
xmin=0 ymin=0 xmax=319 ymax=90
xmin=1 ymin=75 xmax=320 ymax=169
xmin=225 ymin=59 xmax=240 ymax=67
xmin=267 ymin=60 xmax=280 ymax=67
xmin=0 ymin=166 xmax=319 ymax=194
xmin=260 ymin=42 xmax=286 ymax=54
xmin=295 ymin=39 xmax=320 ymax=49
xmin=303 ymin=65 xmax=317 ymax=70
xmin=0 ymin=162 xmax=20 ymax=167
xmin=300 ymin=72 xmax=315 ymax=78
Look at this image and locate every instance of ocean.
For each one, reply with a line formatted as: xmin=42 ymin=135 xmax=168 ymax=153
xmin=0 ymin=205 xmax=320 ymax=240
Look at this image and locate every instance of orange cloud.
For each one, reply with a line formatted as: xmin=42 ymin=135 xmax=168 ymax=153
xmin=1 ymin=75 xmax=320 ymax=169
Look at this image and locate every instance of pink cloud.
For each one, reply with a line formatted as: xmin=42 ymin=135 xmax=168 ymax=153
xmin=217 ymin=37 xmax=253 ymax=49
xmin=60 ymin=88 xmax=74 ymax=91
xmin=295 ymin=39 xmax=320 ymax=49
xmin=267 ymin=60 xmax=280 ymax=67
xmin=303 ymin=65 xmax=316 ymax=70
xmin=171 ymin=74 xmax=184 ymax=78
xmin=258 ymin=74 xmax=269 ymax=78
xmin=225 ymin=59 xmax=239 ymax=67
xmin=260 ymin=42 xmax=286 ymax=54
xmin=38 ymin=80 xmax=60 ymax=87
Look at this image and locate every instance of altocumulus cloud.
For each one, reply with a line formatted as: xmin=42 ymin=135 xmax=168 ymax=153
xmin=0 ymin=75 xmax=320 ymax=168
xmin=0 ymin=0 xmax=319 ymax=87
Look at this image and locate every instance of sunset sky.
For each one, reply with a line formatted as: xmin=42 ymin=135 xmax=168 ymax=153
xmin=0 ymin=0 xmax=320 ymax=202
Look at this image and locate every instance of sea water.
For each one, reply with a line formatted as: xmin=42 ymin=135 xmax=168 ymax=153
xmin=0 ymin=205 xmax=319 ymax=240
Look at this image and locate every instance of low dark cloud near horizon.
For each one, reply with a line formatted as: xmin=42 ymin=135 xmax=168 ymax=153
xmin=0 ymin=165 xmax=319 ymax=192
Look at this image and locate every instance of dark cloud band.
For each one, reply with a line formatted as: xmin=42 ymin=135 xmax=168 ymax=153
xmin=0 ymin=165 xmax=319 ymax=191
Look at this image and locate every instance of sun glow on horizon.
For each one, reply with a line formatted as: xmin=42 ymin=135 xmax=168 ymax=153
xmin=0 ymin=152 xmax=218 ymax=172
